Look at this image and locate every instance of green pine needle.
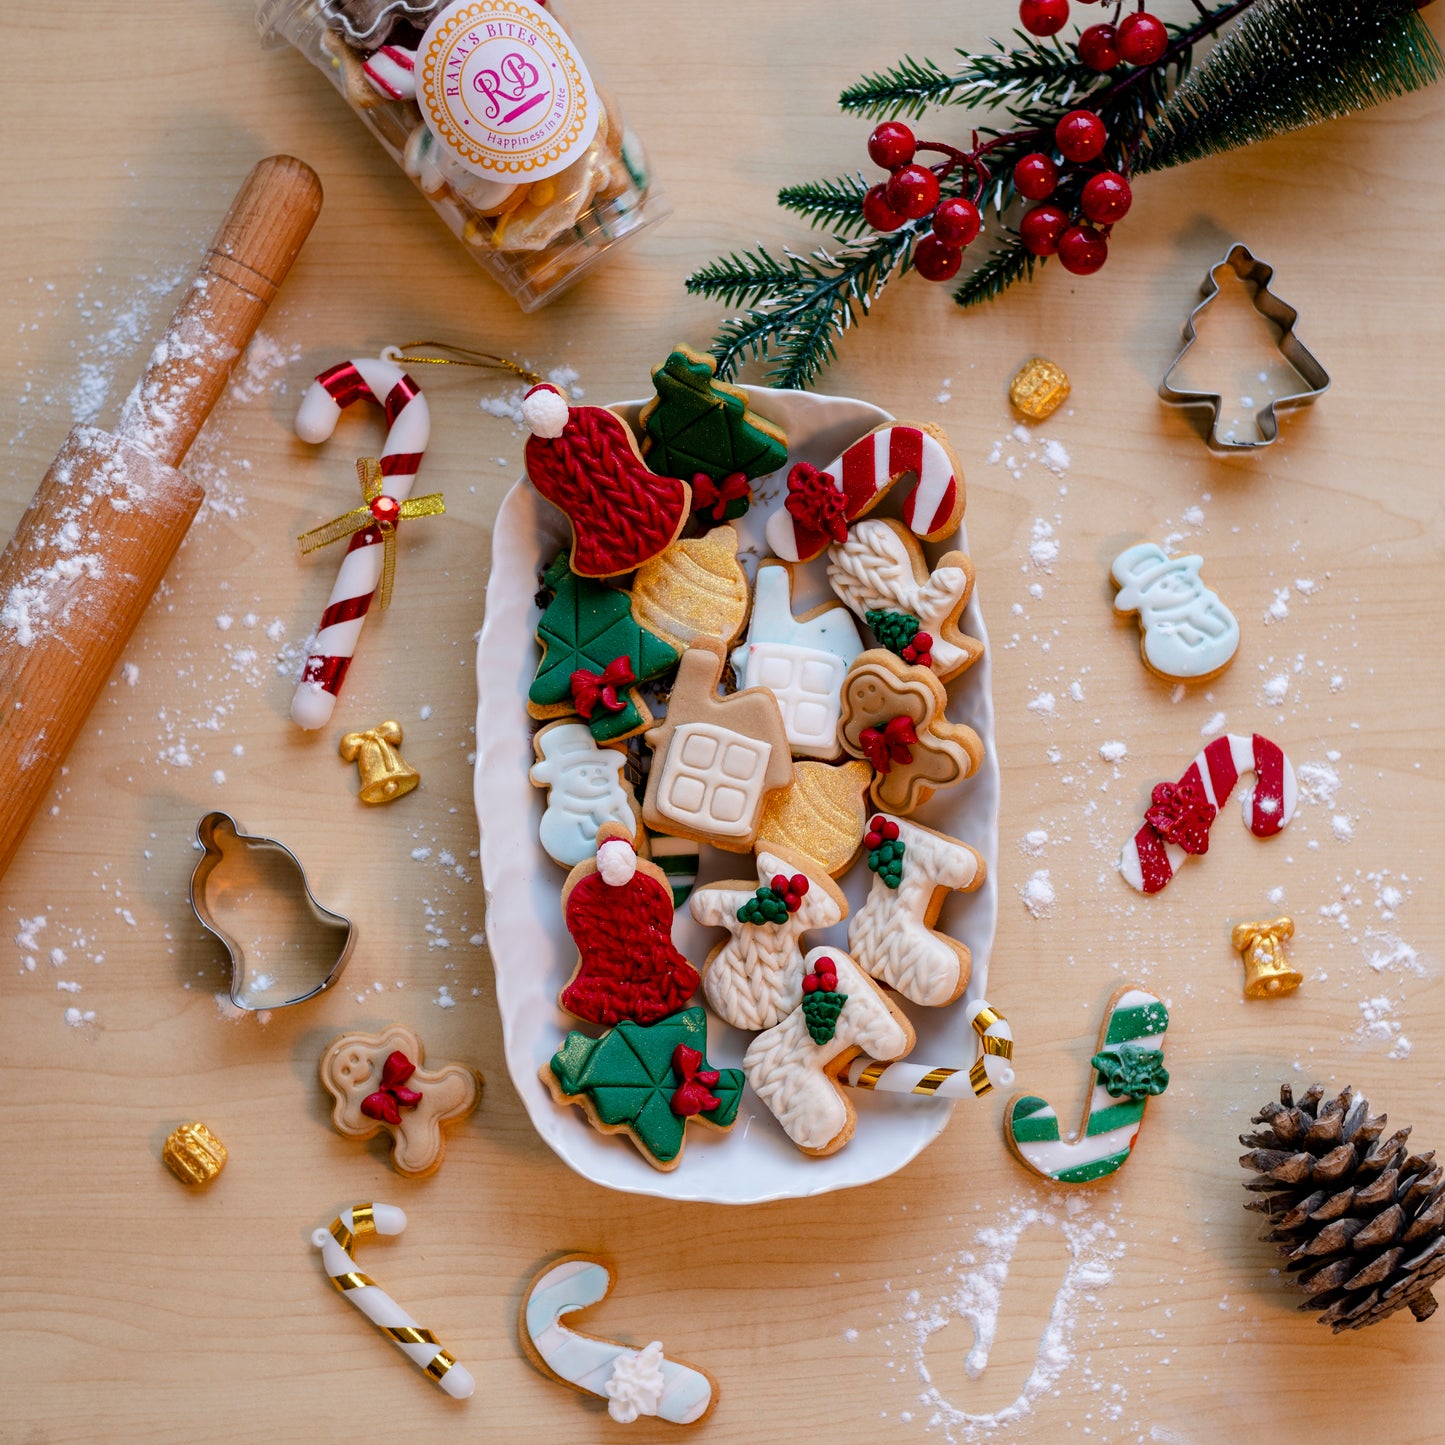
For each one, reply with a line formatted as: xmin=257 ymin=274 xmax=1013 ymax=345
xmin=952 ymin=240 xmax=1039 ymax=311
xmin=1137 ymin=0 xmax=1444 ymax=173
xmin=778 ymin=174 xmax=872 ymax=238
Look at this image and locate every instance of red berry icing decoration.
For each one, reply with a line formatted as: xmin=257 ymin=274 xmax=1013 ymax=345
xmin=800 ymin=957 xmax=849 ymax=1045
xmin=864 ymin=815 xmax=905 ymax=888
xmin=900 ymin=630 xmax=934 ymax=668
xmin=784 ymin=462 xmax=849 ymax=544
xmin=569 ymin=656 xmax=636 ymax=719
xmin=1081 ymin=171 xmax=1132 ymax=224
xmin=932 ymin=197 xmax=981 ymax=247
xmin=863 ymin=183 xmax=908 ymax=233
xmin=1018 ymin=0 xmax=1070 ymax=38
xmin=360 ymin=1051 xmax=424 ymax=1126
xmin=1020 ymin=204 xmax=1069 ymax=257
xmin=1012 ymin=153 xmax=1058 ymax=201
xmin=1077 ymin=22 xmax=1121 ymax=72
xmin=913 ymin=234 xmax=963 ymax=283
xmin=1058 ymin=223 xmax=1109 ymax=275
xmin=884 ymin=164 xmax=941 ymax=221
xmin=1055 ymin=109 xmax=1108 ymax=163
xmin=858 ymin=714 xmax=917 ymax=773
xmin=1117 ymin=11 xmax=1168 ymax=66
xmin=669 ymin=1042 xmax=723 ymax=1117
xmin=867 ymin=121 xmax=916 ymax=170
xmin=1145 ymin=775 xmax=1217 ymax=855
xmin=863 ymin=815 xmax=901 ymax=850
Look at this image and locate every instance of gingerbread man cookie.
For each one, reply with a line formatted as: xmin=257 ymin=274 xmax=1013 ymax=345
xmin=642 ymin=639 xmax=793 ymax=853
xmin=522 ymin=384 xmax=689 ymax=578
xmin=837 ymin=651 xmax=983 ymax=814
xmin=689 ymin=846 xmax=848 ymax=1031
xmin=319 ymin=1024 xmax=483 ymax=1177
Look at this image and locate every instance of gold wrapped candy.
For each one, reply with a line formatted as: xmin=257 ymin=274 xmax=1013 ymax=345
xmin=340 ymin=721 xmax=420 ymax=804
xmin=163 ymin=1122 xmax=227 ymax=1185
xmin=1231 ymin=917 xmax=1301 ymax=999
xmin=1009 ymin=357 xmax=1071 ymax=420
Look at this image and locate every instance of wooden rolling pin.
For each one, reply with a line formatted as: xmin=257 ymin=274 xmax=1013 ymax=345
xmin=0 ymin=155 xmax=323 ymax=880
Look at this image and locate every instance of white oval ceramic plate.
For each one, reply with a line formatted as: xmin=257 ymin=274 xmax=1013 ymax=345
xmin=475 ymin=388 xmax=999 ymax=1203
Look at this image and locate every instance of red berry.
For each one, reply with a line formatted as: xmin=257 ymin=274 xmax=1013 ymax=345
xmin=869 ymin=815 xmax=885 ymax=830
xmin=1019 ymin=204 xmax=1069 ymax=256
xmin=792 ymin=875 xmax=809 ymax=897
xmin=1055 ymin=110 xmax=1107 ymax=163
xmin=932 ymin=197 xmax=981 ymax=247
xmin=883 ymin=821 xmax=899 ymax=839
xmin=1018 ymin=0 xmax=1069 ymax=37
xmin=1077 ymin=23 xmax=1120 ymax=70
xmin=1117 ymin=11 xmax=1168 ymax=65
xmin=913 ymin=234 xmax=963 ymax=282
xmin=862 ymin=184 xmax=907 ymax=233
xmin=864 ymin=831 xmax=881 ymax=849
xmin=885 ymin=164 xmax=940 ymax=221
xmin=867 ymin=121 xmax=916 ymax=171
xmin=803 ymin=975 xmax=818 ymax=993
xmin=1058 ymin=223 xmax=1109 ymax=274
xmin=1081 ymin=170 xmax=1132 ymax=223
xmin=1012 ymin=153 xmax=1058 ymax=201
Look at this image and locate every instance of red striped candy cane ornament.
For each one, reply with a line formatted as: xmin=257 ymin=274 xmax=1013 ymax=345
xmin=363 ymin=45 xmax=417 ymax=101
xmin=291 ymin=354 xmax=431 ymax=731
xmin=764 ymin=422 xmax=965 ymax=563
xmin=1120 ymin=732 xmax=1297 ymax=894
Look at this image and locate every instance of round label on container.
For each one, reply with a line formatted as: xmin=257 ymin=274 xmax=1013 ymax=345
xmin=418 ymin=0 xmax=600 ymax=182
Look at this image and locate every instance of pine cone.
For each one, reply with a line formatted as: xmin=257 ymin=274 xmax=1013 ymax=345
xmin=1240 ymin=1083 xmax=1445 ymax=1331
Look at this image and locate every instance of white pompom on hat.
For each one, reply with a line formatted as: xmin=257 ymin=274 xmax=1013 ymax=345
xmin=522 ymin=382 xmax=570 ymax=439
xmin=596 ymin=836 xmax=638 ymax=887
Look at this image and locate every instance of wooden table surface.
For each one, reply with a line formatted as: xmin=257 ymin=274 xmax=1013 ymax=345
xmin=3 ymin=2 xmax=1443 ymax=1441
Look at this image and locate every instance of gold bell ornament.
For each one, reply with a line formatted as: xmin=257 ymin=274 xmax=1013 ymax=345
xmin=340 ymin=720 xmax=420 ymax=804
xmin=1231 ymin=916 xmax=1301 ymax=999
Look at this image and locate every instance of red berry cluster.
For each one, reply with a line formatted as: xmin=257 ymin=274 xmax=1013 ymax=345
xmin=900 ymin=630 xmax=934 ymax=667
xmin=802 ymin=956 xmax=840 ymax=995
xmin=863 ymin=122 xmax=983 ymax=283
xmin=863 ymin=815 xmax=900 ymax=851
xmin=771 ymin=872 xmax=810 ymax=912
xmin=1018 ymin=0 xmax=1169 ymax=70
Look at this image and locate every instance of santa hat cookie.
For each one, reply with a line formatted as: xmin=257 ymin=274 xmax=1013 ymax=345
xmin=522 ymin=384 xmax=690 ymax=578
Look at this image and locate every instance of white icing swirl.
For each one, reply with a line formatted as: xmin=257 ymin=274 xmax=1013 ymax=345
xmin=604 ymin=1340 xmax=666 ymax=1423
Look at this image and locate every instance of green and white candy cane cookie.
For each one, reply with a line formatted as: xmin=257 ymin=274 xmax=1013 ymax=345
xmin=1005 ymin=985 xmax=1170 ymax=1185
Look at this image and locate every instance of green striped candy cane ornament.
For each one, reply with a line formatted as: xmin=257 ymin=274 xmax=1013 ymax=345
xmin=1005 ymin=985 xmax=1170 ymax=1185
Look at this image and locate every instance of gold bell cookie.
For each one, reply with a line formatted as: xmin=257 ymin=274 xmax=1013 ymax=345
xmin=340 ymin=720 xmax=419 ymax=803
xmin=1231 ymin=917 xmax=1301 ymax=999
xmin=163 ymin=1122 xmax=228 ymax=1185
xmin=756 ymin=759 xmax=873 ymax=876
xmin=630 ymin=526 xmax=750 ymax=652
xmin=1009 ymin=357 xmax=1070 ymax=420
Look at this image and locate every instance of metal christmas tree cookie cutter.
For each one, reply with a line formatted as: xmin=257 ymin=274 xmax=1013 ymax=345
xmin=190 ymin=811 xmax=355 ymax=1010
xmin=1160 ymin=243 xmax=1330 ymax=452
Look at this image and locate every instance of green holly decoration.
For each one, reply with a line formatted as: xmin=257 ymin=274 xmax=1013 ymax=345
xmin=737 ymin=884 xmax=791 ymax=925
xmin=1090 ymin=1042 xmax=1171 ymax=1100
xmin=639 ymin=347 xmax=790 ymax=485
xmin=548 ymin=1007 xmax=745 ymax=1165
xmin=529 ymin=552 xmax=678 ymax=742
xmin=865 ymin=608 xmax=922 ymax=658
xmin=866 ymin=837 xmax=906 ymax=889
xmin=799 ymin=957 xmax=848 ymax=1045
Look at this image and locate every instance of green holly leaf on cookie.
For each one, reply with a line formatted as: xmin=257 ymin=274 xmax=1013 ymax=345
xmin=865 ymin=608 xmax=922 ymax=657
xmin=548 ymin=1006 xmax=744 ymax=1165
xmin=1090 ymin=1042 xmax=1170 ymax=1099
xmin=640 ymin=347 xmax=790 ymax=487
xmin=530 ymin=552 xmax=678 ymax=742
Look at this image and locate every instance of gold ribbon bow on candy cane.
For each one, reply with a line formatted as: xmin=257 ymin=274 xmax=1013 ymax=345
xmin=298 ymin=459 xmax=447 ymax=610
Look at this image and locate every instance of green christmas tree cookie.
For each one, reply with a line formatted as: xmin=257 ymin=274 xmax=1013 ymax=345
xmin=639 ymin=346 xmax=790 ymax=492
xmin=528 ymin=552 xmax=679 ymax=743
xmin=543 ymin=1006 xmax=745 ymax=1170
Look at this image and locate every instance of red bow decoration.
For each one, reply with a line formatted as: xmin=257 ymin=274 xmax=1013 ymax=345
xmin=1145 ymin=773 xmax=1217 ymax=855
xmin=784 ymin=462 xmax=849 ymax=544
xmin=669 ymin=1043 xmax=722 ymax=1117
xmin=570 ymin=656 xmax=636 ymax=719
xmin=691 ymin=471 xmax=751 ymax=522
xmin=859 ymin=715 xmax=917 ymax=773
xmin=360 ymin=1050 xmax=424 ymax=1125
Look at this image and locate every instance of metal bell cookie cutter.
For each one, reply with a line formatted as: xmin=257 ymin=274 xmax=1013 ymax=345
xmin=190 ymin=811 xmax=355 ymax=1010
xmin=1160 ymin=243 xmax=1329 ymax=452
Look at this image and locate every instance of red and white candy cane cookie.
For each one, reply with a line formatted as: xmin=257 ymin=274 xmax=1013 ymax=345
xmin=363 ymin=44 xmax=417 ymax=101
xmin=764 ymin=422 xmax=965 ymax=564
xmin=291 ymin=354 xmax=430 ymax=731
xmin=1120 ymin=732 xmax=1297 ymax=894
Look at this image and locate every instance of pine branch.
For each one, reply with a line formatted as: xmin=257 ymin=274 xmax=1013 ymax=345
xmin=1136 ymin=0 xmax=1444 ymax=173
xmin=778 ymin=174 xmax=872 ymax=238
xmin=952 ymin=240 xmax=1039 ymax=311
xmin=840 ymin=36 xmax=1093 ymax=121
xmin=686 ymin=230 xmax=918 ymax=390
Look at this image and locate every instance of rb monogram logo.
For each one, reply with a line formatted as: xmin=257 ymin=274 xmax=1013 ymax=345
xmin=473 ymin=52 xmax=547 ymax=125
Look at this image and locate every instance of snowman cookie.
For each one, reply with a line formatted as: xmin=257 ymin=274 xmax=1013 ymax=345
xmin=529 ymin=721 xmax=639 ymax=868
xmin=1110 ymin=541 xmax=1240 ymax=682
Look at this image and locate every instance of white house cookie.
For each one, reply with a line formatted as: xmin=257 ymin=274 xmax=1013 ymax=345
xmin=1110 ymin=541 xmax=1240 ymax=682
xmin=826 ymin=519 xmax=983 ymax=682
xmin=529 ymin=721 xmax=638 ymax=867
xmin=848 ymin=813 xmax=984 ymax=1007
xmin=743 ymin=947 xmax=915 ymax=1156
xmin=689 ymin=846 xmax=848 ymax=1031
xmin=641 ymin=639 xmax=792 ymax=853
xmin=730 ymin=561 xmax=863 ymax=760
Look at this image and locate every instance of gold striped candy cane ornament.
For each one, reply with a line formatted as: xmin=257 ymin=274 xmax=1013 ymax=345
xmin=311 ymin=1203 xmax=474 ymax=1399
xmin=844 ymin=1000 xmax=1014 ymax=1099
